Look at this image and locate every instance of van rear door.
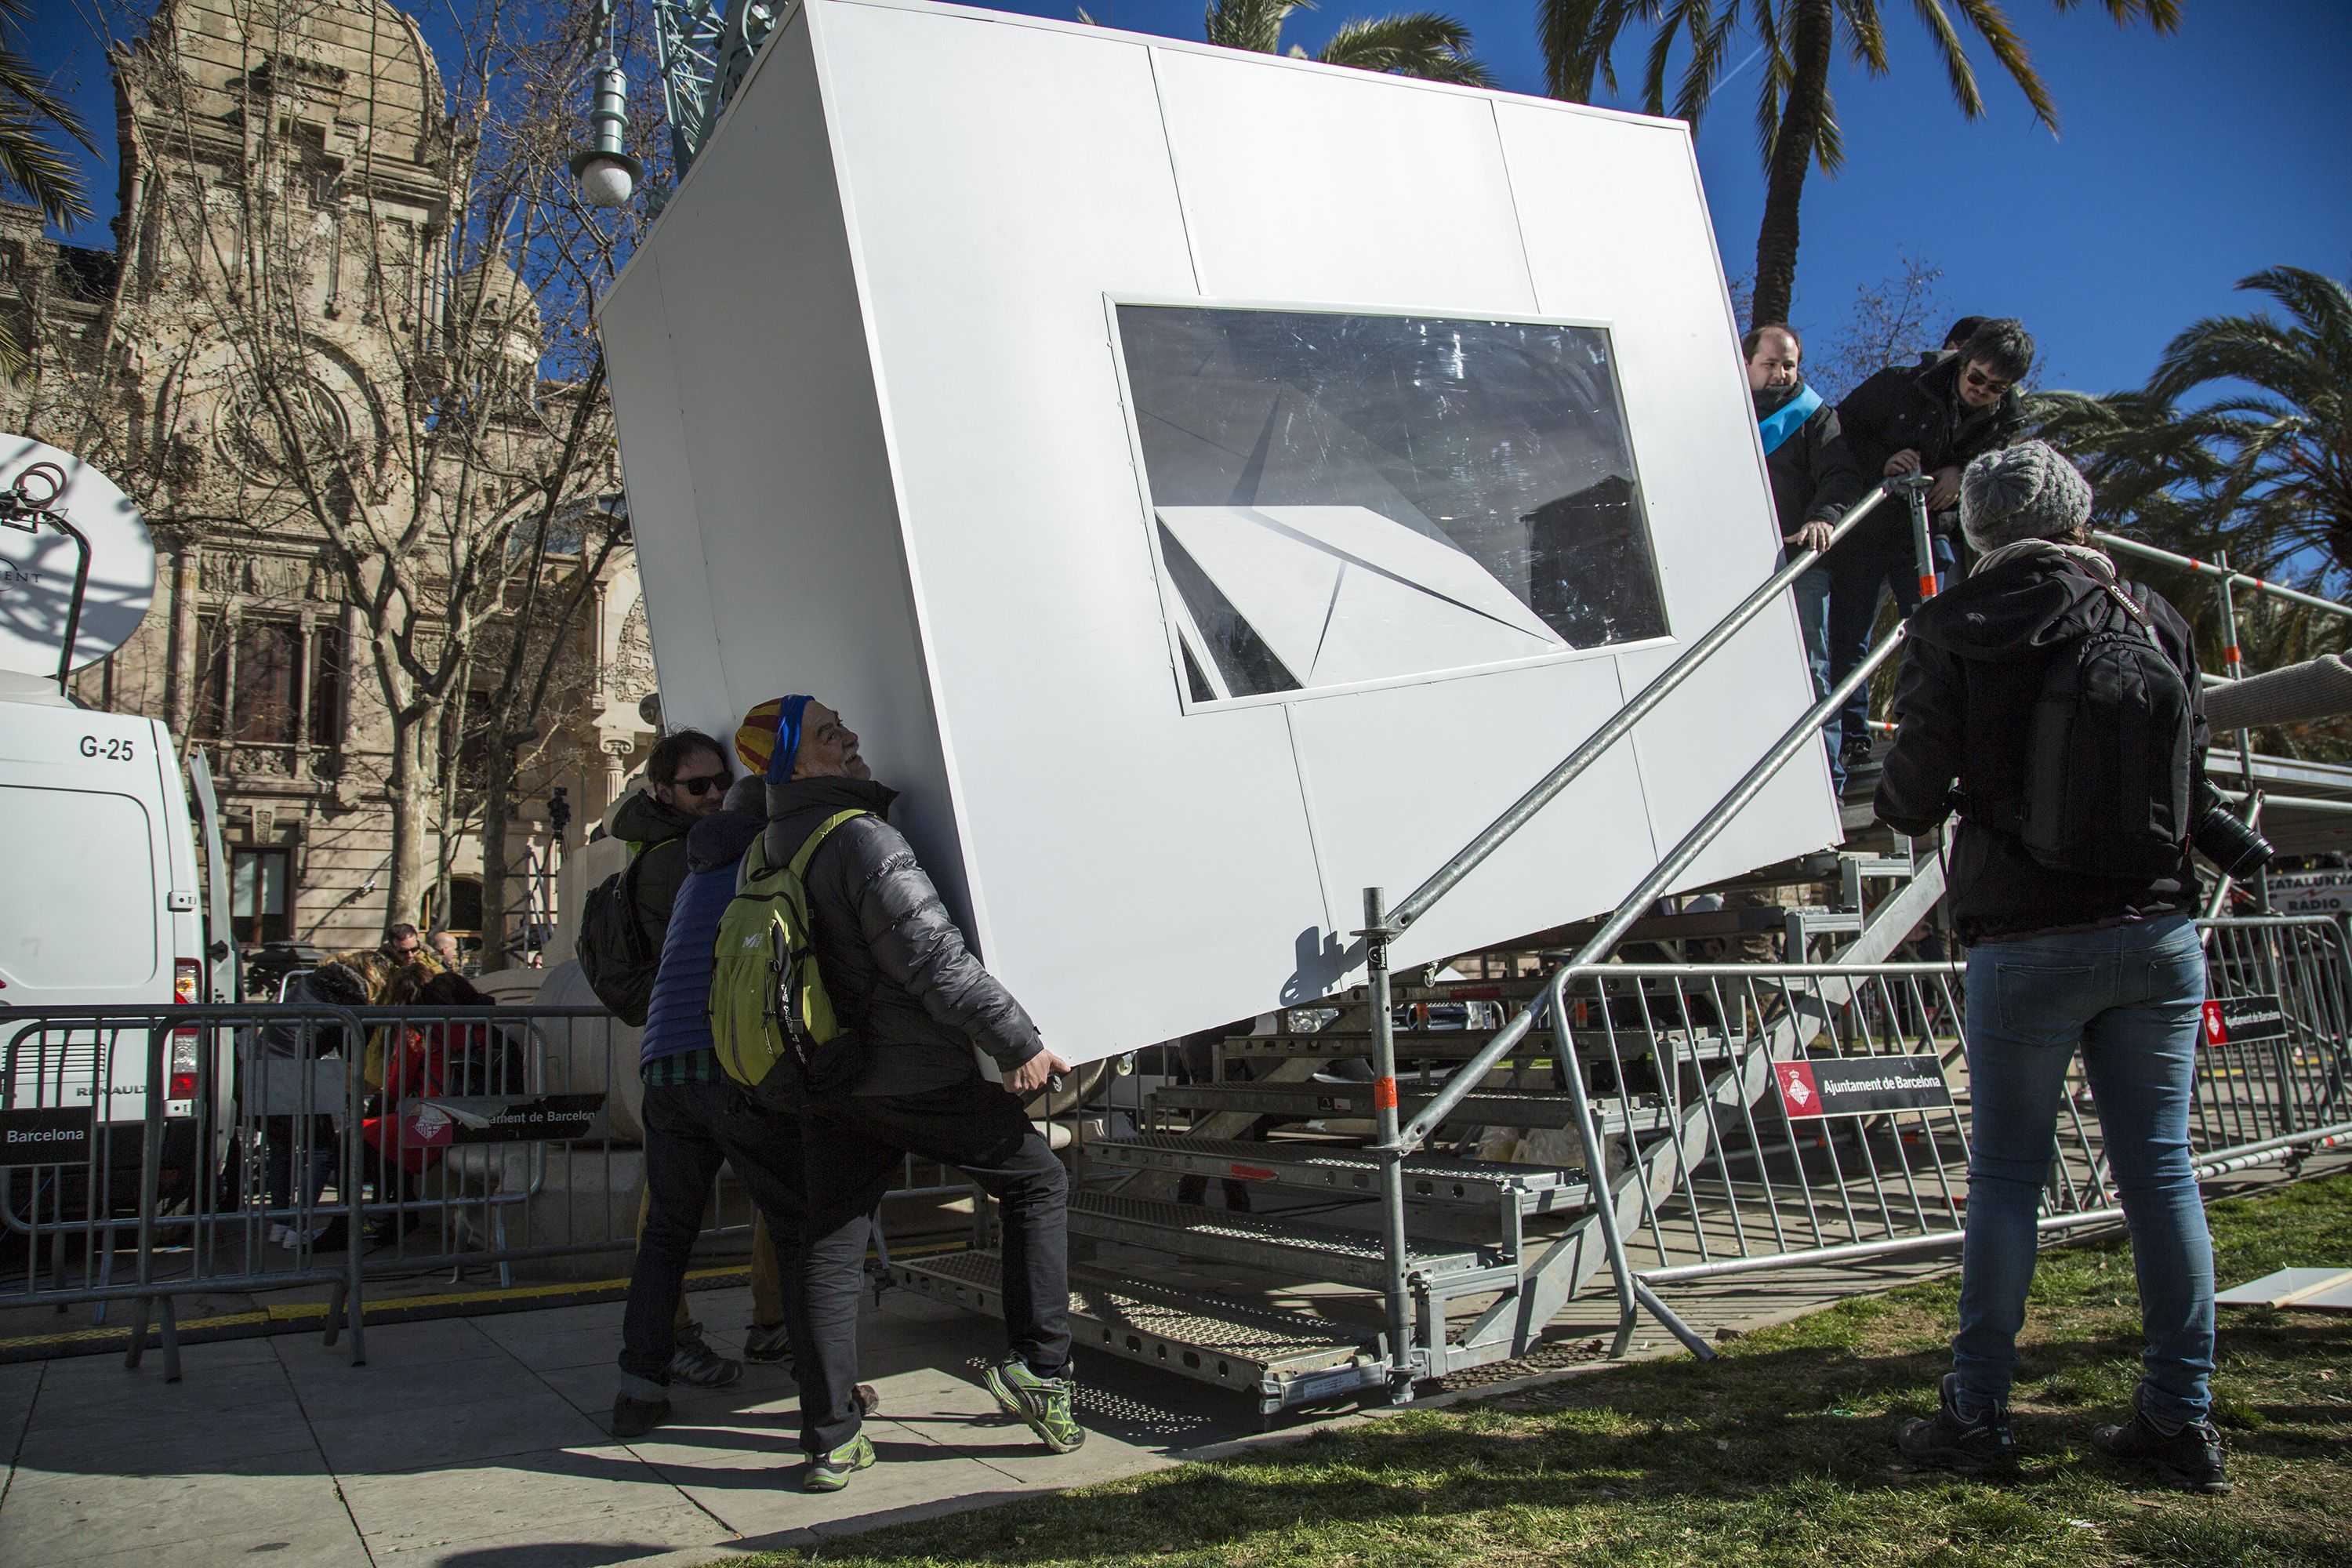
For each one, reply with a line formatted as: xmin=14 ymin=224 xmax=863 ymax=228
xmin=0 ymin=704 xmax=187 ymax=1124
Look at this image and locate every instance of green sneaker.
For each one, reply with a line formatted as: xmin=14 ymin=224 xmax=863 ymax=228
xmin=982 ymin=1356 xmax=1084 ymax=1453
xmin=803 ymin=1432 xmax=876 ymax=1493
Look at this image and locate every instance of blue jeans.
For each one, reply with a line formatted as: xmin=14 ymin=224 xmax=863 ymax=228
xmin=1953 ymin=913 xmax=2214 ymax=1425
xmin=1786 ymin=560 xmax=1835 ymax=785
xmin=1825 ymin=532 xmax=1956 ymax=762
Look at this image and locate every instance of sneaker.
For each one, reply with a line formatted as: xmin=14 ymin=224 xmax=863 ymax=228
xmin=2093 ymin=1391 xmax=2231 ymax=1495
xmin=267 ymin=1223 xmax=299 ymax=1248
xmin=803 ymin=1432 xmax=876 ymax=1493
xmin=982 ymin=1356 xmax=1084 ymax=1454
xmin=667 ymin=1323 xmax=742 ymax=1390
xmin=1896 ymin=1374 xmax=2017 ymax=1477
xmin=742 ymin=1322 xmax=793 ymax=1365
xmin=612 ymin=1392 xmax=670 ymax=1439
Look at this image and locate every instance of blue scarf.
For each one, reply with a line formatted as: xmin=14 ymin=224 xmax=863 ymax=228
xmin=765 ymin=694 xmax=813 ymax=783
xmin=1758 ymin=384 xmax=1823 ymax=456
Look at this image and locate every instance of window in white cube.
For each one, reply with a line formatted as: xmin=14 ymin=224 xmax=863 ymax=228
xmin=1113 ymin=303 xmax=1670 ymax=710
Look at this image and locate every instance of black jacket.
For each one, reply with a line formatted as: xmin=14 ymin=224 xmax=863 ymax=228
xmin=1817 ymin=353 xmax=2026 ymax=551
xmin=1875 ymin=554 xmax=2207 ymax=944
xmin=1755 ymin=382 xmax=1843 ymax=542
xmin=767 ymin=775 xmax=1043 ymax=1096
xmin=610 ymin=789 xmax=699 ymax=953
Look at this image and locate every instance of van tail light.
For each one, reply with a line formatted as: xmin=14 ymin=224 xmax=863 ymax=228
xmin=171 ymin=960 xmax=201 ymax=1098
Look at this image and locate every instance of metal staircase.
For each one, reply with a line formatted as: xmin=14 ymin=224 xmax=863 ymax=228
xmin=891 ymin=483 xmax=1958 ymax=1416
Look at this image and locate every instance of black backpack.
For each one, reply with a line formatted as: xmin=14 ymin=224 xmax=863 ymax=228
xmin=2015 ymin=579 xmax=2194 ymax=879
xmin=575 ymin=844 xmax=666 ymax=1026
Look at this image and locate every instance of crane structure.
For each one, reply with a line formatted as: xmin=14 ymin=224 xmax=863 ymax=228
xmin=648 ymin=0 xmax=782 ymax=179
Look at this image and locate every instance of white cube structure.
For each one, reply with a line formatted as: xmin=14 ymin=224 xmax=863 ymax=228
xmin=599 ymin=0 xmax=1839 ymax=1065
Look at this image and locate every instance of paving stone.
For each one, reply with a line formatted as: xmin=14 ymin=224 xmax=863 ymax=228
xmin=339 ymin=1442 xmax=703 ymax=1547
xmin=0 ymin=1454 xmax=350 ymax=1565
xmin=309 ymin=1385 xmax=607 ymax=1474
xmin=278 ymin=1314 xmax=503 ymax=1376
xmin=290 ymin=1344 xmax=550 ymax=1421
xmin=22 ymin=1358 xmax=297 ymax=1432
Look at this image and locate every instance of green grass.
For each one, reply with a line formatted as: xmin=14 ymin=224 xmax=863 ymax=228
xmin=739 ymin=1174 xmax=2352 ymax=1566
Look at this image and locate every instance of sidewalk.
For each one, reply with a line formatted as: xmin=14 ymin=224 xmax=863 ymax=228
xmin=0 ymin=1283 xmax=1254 ymax=1567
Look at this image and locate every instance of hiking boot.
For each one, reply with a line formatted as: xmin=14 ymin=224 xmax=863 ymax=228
xmin=803 ymin=1432 xmax=876 ymax=1493
xmin=667 ymin=1323 xmax=742 ymax=1390
xmin=2093 ymin=1391 xmax=2231 ymax=1495
xmin=983 ymin=1356 xmax=1084 ymax=1453
xmin=742 ymin=1321 xmax=793 ymax=1365
xmin=611 ymin=1392 xmax=670 ymax=1439
xmin=1896 ymin=1375 xmax=2017 ymax=1477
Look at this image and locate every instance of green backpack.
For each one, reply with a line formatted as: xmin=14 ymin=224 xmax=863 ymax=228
xmin=710 ymin=809 xmax=866 ymax=1105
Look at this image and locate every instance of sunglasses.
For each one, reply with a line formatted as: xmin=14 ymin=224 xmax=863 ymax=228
xmin=673 ymin=774 xmax=728 ymax=798
xmin=1962 ymin=367 xmax=2014 ymax=396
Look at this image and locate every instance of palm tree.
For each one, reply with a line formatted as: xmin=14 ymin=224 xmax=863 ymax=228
xmin=2029 ymin=268 xmax=2352 ymax=755
xmin=1200 ymin=0 xmax=1493 ymax=86
xmin=2145 ymin=267 xmax=2352 ymax=583
xmin=1541 ymin=1 xmax=2178 ymax=328
xmin=0 ymin=0 xmax=100 ymax=381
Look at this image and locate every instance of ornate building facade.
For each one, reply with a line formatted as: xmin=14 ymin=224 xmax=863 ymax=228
xmin=0 ymin=0 xmax=657 ymax=962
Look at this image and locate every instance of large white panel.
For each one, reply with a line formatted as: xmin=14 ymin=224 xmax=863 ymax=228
xmin=601 ymin=20 xmax=964 ymax=898
xmin=813 ymin=2 xmax=1332 ymax=1051
xmin=606 ymin=2 xmax=1843 ymax=1062
xmin=1495 ymin=99 xmax=1842 ymax=873
xmin=1287 ymin=657 xmax=1660 ymax=985
xmin=599 ymin=256 xmax=729 ymax=731
xmin=1152 ymin=47 xmax=1534 ymax=310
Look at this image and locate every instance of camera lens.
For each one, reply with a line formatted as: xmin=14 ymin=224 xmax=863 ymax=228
xmin=2191 ymin=789 xmax=2274 ymax=881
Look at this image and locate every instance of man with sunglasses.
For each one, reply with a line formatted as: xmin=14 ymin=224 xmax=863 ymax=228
xmin=1813 ymin=318 xmax=2034 ymax=790
xmin=608 ymin=729 xmax=756 ymax=1394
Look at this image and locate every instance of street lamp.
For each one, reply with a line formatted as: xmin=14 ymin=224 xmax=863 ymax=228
xmin=570 ymin=51 xmax=644 ymax=209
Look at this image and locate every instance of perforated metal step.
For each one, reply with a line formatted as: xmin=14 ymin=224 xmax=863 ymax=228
xmin=891 ymin=1249 xmax=1389 ymax=1414
xmin=1087 ymin=1134 xmax=1590 ymax=1214
xmin=1067 ymin=1191 xmax=1489 ymax=1287
xmin=1150 ymin=1082 xmax=1673 ymax=1134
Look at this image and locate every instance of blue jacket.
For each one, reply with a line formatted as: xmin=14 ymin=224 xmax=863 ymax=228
xmin=638 ymin=808 xmax=764 ymax=1071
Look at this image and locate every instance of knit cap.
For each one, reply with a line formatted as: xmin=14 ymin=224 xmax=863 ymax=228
xmin=1958 ymin=440 xmax=2094 ymax=554
xmin=734 ymin=695 xmax=813 ymax=782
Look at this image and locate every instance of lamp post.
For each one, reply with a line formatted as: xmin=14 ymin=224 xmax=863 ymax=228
xmin=570 ymin=4 xmax=643 ymax=209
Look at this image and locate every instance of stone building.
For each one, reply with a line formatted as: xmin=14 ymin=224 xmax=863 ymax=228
xmin=0 ymin=0 xmax=658 ymax=964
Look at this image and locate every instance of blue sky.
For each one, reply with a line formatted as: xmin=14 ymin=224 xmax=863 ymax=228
xmin=21 ymin=0 xmax=2352 ymax=395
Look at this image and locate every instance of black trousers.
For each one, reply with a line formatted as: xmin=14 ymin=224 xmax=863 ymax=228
xmin=619 ymin=1080 xmax=807 ymax=1388
xmin=792 ymin=1082 xmax=1069 ymax=1455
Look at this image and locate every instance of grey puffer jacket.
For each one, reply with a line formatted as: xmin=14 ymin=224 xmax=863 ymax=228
xmin=766 ymin=775 xmax=1043 ymax=1097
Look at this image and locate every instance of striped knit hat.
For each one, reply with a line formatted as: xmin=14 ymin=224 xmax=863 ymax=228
xmin=734 ymin=695 xmax=813 ymax=782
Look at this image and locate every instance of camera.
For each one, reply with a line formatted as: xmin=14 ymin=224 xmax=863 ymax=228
xmin=2190 ymin=782 xmax=2275 ymax=880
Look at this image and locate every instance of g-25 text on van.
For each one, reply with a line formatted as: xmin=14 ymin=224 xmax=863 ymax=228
xmin=1 ymin=695 xmax=230 ymax=1210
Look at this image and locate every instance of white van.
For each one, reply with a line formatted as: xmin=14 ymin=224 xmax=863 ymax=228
xmin=0 ymin=681 xmax=234 ymax=1208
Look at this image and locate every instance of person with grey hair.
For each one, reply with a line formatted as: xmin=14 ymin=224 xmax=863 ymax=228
xmin=1875 ymin=441 xmax=2228 ymax=1494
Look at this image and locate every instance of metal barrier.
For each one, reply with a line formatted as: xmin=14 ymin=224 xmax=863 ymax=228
xmin=1 ymin=1003 xmax=369 ymax=1379
xmin=0 ymin=1000 xmax=974 ymax=1378
xmin=1539 ymin=913 xmax=2352 ymax=1349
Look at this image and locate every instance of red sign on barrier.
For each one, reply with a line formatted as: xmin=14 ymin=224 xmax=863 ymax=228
xmin=2202 ymin=995 xmax=2287 ymax=1047
xmin=1776 ymin=1055 xmax=1954 ymax=1120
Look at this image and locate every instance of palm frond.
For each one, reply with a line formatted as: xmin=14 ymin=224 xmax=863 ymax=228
xmin=1671 ymin=1 xmax=1748 ymax=125
xmin=0 ymin=0 xmax=98 ymax=228
xmin=1947 ymin=0 xmax=2059 ymax=130
xmin=1316 ymin=11 xmax=1493 ymax=84
xmin=1205 ymin=0 xmax=1307 ymax=55
xmin=1834 ymin=0 xmax=1890 ymax=73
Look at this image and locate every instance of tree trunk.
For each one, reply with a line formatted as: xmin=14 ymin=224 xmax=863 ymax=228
xmin=1750 ymin=0 xmax=1834 ymax=330
xmin=478 ymin=731 xmax=517 ymax=967
xmin=383 ymin=709 xmax=437 ymax=938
